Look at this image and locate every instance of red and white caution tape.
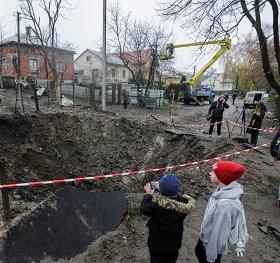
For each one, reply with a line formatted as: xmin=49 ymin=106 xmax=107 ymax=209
xmin=0 ymin=143 xmax=269 ymax=190
xmin=150 ymin=115 xmax=225 ymax=128
xmin=171 ymin=121 xmax=225 ymax=128
xmin=227 ymin=120 xmax=276 ymax=134
xmin=152 ymin=117 xmax=276 ymax=134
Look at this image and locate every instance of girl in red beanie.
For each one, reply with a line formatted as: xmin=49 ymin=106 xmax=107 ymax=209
xmin=195 ymin=161 xmax=249 ymax=263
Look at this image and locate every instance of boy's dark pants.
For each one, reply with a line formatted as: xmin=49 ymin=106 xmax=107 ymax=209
xmin=149 ymin=246 xmax=179 ymax=263
xmin=195 ymin=239 xmax=222 ymax=263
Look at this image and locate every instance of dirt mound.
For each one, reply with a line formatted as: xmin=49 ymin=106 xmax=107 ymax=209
xmin=0 ymin=113 xmax=213 ymax=203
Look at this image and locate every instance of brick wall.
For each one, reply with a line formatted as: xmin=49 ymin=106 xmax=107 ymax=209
xmin=0 ymin=43 xmax=74 ymax=81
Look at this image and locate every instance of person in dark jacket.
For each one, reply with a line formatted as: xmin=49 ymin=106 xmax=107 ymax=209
xmin=270 ymin=127 xmax=280 ymax=207
xmin=232 ymin=92 xmax=237 ymax=105
xmin=246 ymin=101 xmax=267 ymax=146
xmin=208 ymin=96 xmax=229 ymax=135
xmin=140 ymin=174 xmax=195 ymax=263
xmin=224 ymin=93 xmax=229 ymax=103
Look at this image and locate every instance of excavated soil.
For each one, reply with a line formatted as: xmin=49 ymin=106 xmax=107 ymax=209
xmin=0 ymin=94 xmax=279 ymax=262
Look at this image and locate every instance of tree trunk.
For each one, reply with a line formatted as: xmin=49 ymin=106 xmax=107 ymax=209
xmin=112 ymin=84 xmax=116 ymax=104
xmin=275 ymin=95 xmax=280 ymax=120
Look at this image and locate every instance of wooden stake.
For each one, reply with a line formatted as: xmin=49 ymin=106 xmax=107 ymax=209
xmin=0 ymin=159 xmax=11 ymax=222
xmin=226 ymin=119 xmax=232 ymax=141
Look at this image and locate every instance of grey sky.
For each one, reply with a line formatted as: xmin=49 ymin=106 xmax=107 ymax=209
xmin=0 ymin=0 xmax=271 ymax=73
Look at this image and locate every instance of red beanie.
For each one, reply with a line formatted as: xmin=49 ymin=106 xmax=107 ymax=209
xmin=212 ymin=161 xmax=245 ymax=185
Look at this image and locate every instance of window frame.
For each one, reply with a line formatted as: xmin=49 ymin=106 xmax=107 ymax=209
xmin=29 ymin=58 xmax=39 ymax=72
xmin=111 ymin=68 xmax=116 ymax=78
xmin=57 ymin=61 xmax=65 ymax=74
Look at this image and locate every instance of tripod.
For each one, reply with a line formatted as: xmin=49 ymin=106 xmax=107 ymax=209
xmin=232 ymin=106 xmax=246 ymax=136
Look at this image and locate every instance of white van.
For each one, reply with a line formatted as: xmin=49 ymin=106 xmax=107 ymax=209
xmin=244 ymin=91 xmax=268 ymax=108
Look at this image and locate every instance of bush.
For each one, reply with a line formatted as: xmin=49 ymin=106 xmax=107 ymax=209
xmin=166 ymin=83 xmax=181 ymax=100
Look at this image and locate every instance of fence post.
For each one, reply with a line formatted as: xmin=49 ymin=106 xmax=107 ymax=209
xmin=0 ymin=159 xmax=11 ymax=222
xmin=72 ymin=82 xmax=75 ymax=107
xmin=226 ymin=119 xmax=232 ymax=141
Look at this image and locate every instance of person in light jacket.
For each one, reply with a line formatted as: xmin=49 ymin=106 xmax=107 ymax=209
xmin=195 ymin=161 xmax=246 ymax=263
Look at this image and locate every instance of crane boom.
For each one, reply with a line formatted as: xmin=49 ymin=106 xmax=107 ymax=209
xmin=161 ymin=38 xmax=231 ymax=86
xmin=160 ymin=37 xmax=232 ymax=106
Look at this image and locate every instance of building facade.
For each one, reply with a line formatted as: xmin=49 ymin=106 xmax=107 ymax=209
xmin=0 ymin=34 xmax=74 ymax=82
xmin=122 ymin=49 xmax=154 ymax=84
xmin=74 ymin=49 xmax=129 ymax=85
xmin=200 ymin=73 xmax=235 ymax=94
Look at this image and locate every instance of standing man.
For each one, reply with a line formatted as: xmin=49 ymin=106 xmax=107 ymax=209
xmin=26 ymin=74 xmax=39 ymax=111
xmin=195 ymin=161 xmax=248 ymax=263
xmin=224 ymin=93 xmax=229 ymax=103
xmin=140 ymin=174 xmax=195 ymax=263
xmin=270 ymin=126 xmax=280 ymax=207
xmin=208 ymin=96 xmax=229 ymax=136
xmin=232 ymin=92 xmax=237 ymax=105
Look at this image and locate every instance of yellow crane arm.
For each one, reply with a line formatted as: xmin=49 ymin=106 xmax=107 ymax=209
xmin=160 ymin=38 xmax=232 ymax=86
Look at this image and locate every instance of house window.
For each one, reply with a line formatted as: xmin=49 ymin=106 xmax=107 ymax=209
xmin=57 ymin=61 xmax=65 ymax=73
xmin=123 ymin=70 xmax=126 ymax=78
xmin=111 ymin=68 xmax=116 ymax=78
xmin=29 ymin=58 xmax=39 ymax=72
xmin=86 ymin=56 xmax=91 ymax=62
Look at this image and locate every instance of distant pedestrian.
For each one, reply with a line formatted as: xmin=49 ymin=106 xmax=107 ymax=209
xmin=232 ymin=92 xmax=237 ymax=105
xmin=169 ymin=89 xmax=175 ymax=104
xmin=140 ymin=174 xmax=195 ymax=263
xmin=270 ymin=127 xmax=280 ymax=207
xmin=246 ymin=101 xmax=267 ymax=146
xmin=26 ymin=74 xmax=39 ymax=111
xmin=195 ymin=161 xmax=249 ymax=263
xmin=224 ymin=93 xmax=229 ymax=103
xmin=208 ymin=96 xmax=229 ymax=136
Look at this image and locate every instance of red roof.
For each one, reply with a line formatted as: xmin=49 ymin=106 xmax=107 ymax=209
xmin=122 ymin=49 xmax=154 ymax=65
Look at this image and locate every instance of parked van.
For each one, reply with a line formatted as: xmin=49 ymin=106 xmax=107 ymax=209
xmin=244 ymin=91 xmax=268 ymax=108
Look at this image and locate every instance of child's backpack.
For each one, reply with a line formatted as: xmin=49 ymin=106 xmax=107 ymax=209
xmin=220 ymin=200 xmax=250 ymax=257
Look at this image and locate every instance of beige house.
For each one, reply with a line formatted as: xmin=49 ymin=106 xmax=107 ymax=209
xmin=74 ymin=49 xmax=129 ymax=86
xmin=200 ymin=73 xmax=235 ymax=94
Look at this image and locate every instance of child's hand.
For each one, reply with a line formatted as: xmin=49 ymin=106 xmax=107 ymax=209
xmin=144 ymin=183 xmax=155 ymax=194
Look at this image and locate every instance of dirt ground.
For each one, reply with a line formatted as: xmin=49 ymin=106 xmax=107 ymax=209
xmin=0 ymin=88 xmax=279 ymax=262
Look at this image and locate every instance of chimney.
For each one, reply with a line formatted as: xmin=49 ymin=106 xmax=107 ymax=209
xmin=26 ymin=26 xmax=31 ymax=40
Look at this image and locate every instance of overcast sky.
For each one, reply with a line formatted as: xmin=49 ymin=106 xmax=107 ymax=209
xmin=0 ymin=0 xmax=270 ymax=73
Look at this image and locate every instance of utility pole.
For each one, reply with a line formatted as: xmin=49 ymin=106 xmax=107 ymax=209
xmin=102 ymin=0 xmax=107 ymax=111
xmin=17 ymin=11 xmax=24 ymax=111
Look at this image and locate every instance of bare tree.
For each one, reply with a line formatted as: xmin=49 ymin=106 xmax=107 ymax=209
xmin=19 ymin=0 xmax=70 ymax=103
xmin=158 ymin=0 xmax=280 ymax=116
xmin=0 ymin=24 xmax=8 ymax=43
xmin=145 ymin=24 xmax=173 ymax=91
xmin=108 ymin=2 xmax=172 ymax=92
